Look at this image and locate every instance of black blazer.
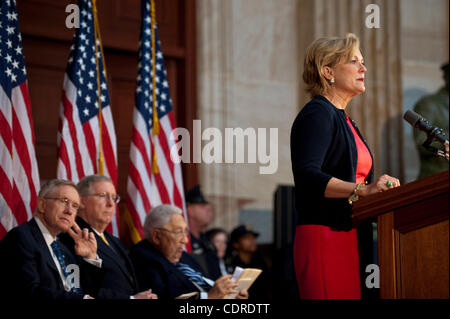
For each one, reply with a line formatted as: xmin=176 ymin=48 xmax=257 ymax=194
xmin=290 ymin=95 xmax=374 ymax=231
xmin=60 ymin=217 xmax=139 ymax=299
xmin=129 ymin=240 xmax=201 ymax=299
xmin=0 ymin=218 xmax=95 ymax=299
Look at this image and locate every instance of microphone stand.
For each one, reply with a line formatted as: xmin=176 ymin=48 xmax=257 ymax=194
xmin=404 ymin=109 xmax=449 ymax=161
xmin=422 ymin=138 xmax=449 ymax=161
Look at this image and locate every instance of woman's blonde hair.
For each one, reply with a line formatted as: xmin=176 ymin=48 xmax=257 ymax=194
xmin=303 ymin=33 xmax=360 ymax=98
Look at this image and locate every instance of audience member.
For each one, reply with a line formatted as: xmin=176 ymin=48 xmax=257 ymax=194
xmin=0 ymin=179 xmax=101 ymax=299
xmin=206 ymin=228 xmax=233 ymax=276
xmin=185 ymin=185 xmax=221 ymax=280
xmin=229 ymin=225 xmax=271 ymax=300
xmin=60 ymin=174 xmax=157 ymax=299
xmin=129 ymin=204 xmax=248 ymax=299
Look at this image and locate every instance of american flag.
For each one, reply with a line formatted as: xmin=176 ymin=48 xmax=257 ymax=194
xmin=56 ymin=0 xmax=119 ymax=236
xmin=0 ymin=0 xmax=40 ymax=240
xmin=126 ymin=0 xmax=188 ymax=246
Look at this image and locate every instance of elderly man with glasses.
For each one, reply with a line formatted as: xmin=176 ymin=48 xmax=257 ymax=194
xmin=130 ymin=204 xmax=249 ymax=299
xmin=0 ymin=179 xmax=101 ymax=299
xmin=60 ymin=174 xmax=157 ymax=299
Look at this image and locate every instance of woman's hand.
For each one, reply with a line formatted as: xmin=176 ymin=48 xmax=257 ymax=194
xmin=361 ymin=174 xmax=400 ymax=196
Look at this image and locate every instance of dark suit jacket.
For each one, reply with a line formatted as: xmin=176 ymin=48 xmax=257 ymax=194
xmin=290 ymin=95 xmax=375 ymax=230
xmin=0 ymin=218 xmax=96 ymax=299
xmin=60 ymin=217 xmax=139 ymax=299
xmin=129 ymin=240 xmax=202 ymax=299
xmin=189 ymin=233 xmax=222 ymax=280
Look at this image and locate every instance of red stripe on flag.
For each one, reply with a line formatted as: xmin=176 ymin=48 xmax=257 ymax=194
xmin=57 ymin=114 xmax=71 ymax=180
xmin=132 ymin=128 xmax=153 ymax=177
xmin=157 ymin=125 xmax=175 ymax=174
xmin=19 ymin=83 xmax=36 ymax=147
xmin=11 ymin=108 xmax=37 ymax=211
xmin=149 ymin=137 xmax=171 ymax=204
xmin=62 ymin=93 xmax=86 ymax=179
xmin=58 ymin=138 xmax=72 ymax=181
xmin=0 ymin=167 xmax=14 ymax=213
xmin=12 ymin=183 xmax=28 ymax=226
xmin=152 ymin=170 xmax=171 ymax=204
xmin=82 ymin=121 xmax=99 ymax=174
xmin=168 ymin=112 xmax=178 ymax=138
xmin=128 ymin=160 xmax=151 ymax=213
xmin=0 ymin=110 xmax=12 ymax=153
xmin=101 ymin=117 xmax=117 ymax=185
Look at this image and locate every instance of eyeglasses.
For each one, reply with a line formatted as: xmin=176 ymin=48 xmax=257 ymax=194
xmin=90 ymin=192 xmax=120 ymax=204
xmin=44 ymin=197 xmax=80 ymax=212
xmin=156 ymin=228 xmax=189 ymax=238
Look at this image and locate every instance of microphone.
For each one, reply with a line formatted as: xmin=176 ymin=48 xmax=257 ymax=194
xmin=403 ymin=110 xmax=448 ymax=145
xmin=404 ymin=110 xmax=449 ymax=161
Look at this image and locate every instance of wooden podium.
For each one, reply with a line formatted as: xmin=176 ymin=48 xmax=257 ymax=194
xmin=352 ymin=171 xmax=449 ymax=299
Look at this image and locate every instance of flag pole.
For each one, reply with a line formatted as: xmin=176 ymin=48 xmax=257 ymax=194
xmin=150 ymin=0 xmax=160 ymax=174
xmin=92 ymin=0 xmax=105 ymax=175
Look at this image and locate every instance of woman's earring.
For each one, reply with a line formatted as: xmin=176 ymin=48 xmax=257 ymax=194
xmin=330 ymin=78 xmax=335 ymax=84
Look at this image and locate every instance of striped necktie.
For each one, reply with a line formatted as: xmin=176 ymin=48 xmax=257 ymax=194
xmin=175 ymin=262 xmax=211 ymax=291
xmin=50 ymin=241 xmax=82 ymax=294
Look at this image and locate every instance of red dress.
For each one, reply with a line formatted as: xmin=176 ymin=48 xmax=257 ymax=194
xmin=293 ymin=116 xmax=372 ymax=299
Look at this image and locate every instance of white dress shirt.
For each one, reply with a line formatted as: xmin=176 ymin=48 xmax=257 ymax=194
xmin=35 ymin=217 xmax=72 ymax=292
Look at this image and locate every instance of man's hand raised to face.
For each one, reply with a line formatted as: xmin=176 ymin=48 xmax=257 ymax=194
xmin=68 ymin=222 xmax=97 ymax=260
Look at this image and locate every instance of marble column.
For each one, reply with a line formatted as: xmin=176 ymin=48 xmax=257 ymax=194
xmin=197 ymin=0 xmax=300 ymax=234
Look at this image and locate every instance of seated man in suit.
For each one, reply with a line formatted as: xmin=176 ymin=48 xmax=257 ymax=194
xmin=129 ymin=204 xmax=249 ymax=299
xmin=60 ymin=174 xmax=157 ymax=299
xmin=0 ymin=179 xmax=101 ymax=299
